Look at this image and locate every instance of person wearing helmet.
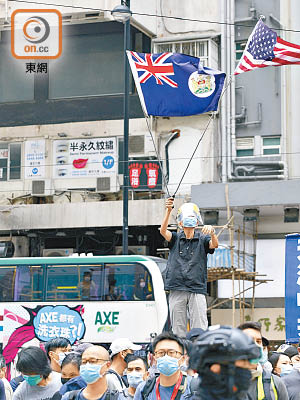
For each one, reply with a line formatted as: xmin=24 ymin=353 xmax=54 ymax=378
xmin=188 ymin=325 xmax=261 ymax=400
xmin=160 ymin=198 xmax=218 ymax=337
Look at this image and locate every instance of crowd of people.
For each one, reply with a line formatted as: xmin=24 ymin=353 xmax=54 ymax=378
xmin=0 ymin=324 xmax=298 ymax=400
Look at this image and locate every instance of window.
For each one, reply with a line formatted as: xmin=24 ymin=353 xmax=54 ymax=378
xmin=262 ymin=137 xmax=280 ymax=155
xmin=45 ymin=264 xmax=104 ymax=301
xmin=14 ymin=265 xmax=43 ymax=301
xmin=154 ymin=39 xmax=218 ymax=69
xmin=236 ymin=42 xmax=247 ymax=61
xmin=0 ymin=267 xmax=16 ymax=301
xmin=0 ymin=41 xmax=34 ymax=103
xmin=49 ymin=33 xmax=126 ymax=98
xmin=236 ymin=138 xmax=254 ymax=157
xmin=103 ymin=263 xmax=153 ymax=301
xmin=0 ymin=143 xmax=22 ymax=181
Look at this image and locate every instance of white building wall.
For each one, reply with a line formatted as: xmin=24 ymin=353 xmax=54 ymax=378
xmin=156 ymin=115 xmax=218 ymax=196
xmin=156 ymin=0 xmax=221 ymax=38
xmin=281 ymin=0 xmax=300 ymax=179
xmin=217 ymin=238 xmax=285 ymax=299
xmin=0 ymin=0 xmax=223 ymax=232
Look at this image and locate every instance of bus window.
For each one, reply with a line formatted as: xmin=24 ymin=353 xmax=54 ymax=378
xmin=0 ymin=267 xmax=15 ymax=301
xmin=103 ymin=263 xmax=154 ymax=301
xmin=14 ymin=265 xmax=43 ymax=301
xmin=45 ymin=264 xmax=103 ymax=301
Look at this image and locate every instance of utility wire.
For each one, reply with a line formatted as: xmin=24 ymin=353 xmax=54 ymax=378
xmin=7 ymin=0 xmax=300 ymax=34
xmin=3 ymin=149 xmax=300 ymax=170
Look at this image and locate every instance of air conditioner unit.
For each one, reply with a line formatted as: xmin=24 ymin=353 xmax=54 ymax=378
xmin=115 ymin=245 xmax=149 ymax=256
xmin=96 ymin=177 xmax=111 ymax=192
xmin=31 ymin=180 xmax=54 ymax=196
xmin=128 ymin=134 xmax=156 ymax=157
xmin=0 ymin=236 xmax=29 ymax=257
xmin=42 ymin=248 xmax=74 ymax=257
xmin=95 ymin=177 xmax=120 ymax=193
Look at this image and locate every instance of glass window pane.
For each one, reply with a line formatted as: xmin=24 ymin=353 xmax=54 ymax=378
xmin=0 ymin=144 xmax=8 ymax=181
xmin=15 ymin=265 xmax=43 ymax=301
xmin=0 ymin=267 xmax=15 ymax=301
xmin=103 ymin=263 xmax=153 ymax=301
xmin=46 ymin=264 xmax=104 ymax=301
xmin=0 ymin=42 xmax=34 ymax=103
xmin=49 ymin=33 xmax=125 ymax=98
xmin=156 ymin=44 xmax=173 ymax=53
xmin=46 ymin=265 xmax=80 ymax=301
xmin=9 ymin=143 xmax=21 ymax=180
xmin=263 ymin=148 xmax=280 ymax=155
xmin=263 ymin=137 xmax=280 ymax=146
xmin=79 ymin=265 xmax=104 ymax=301
xmin=182 ymin=42 xmax=192 ymax=56
xmin=236 ymin=149 xmax=254 ymax=157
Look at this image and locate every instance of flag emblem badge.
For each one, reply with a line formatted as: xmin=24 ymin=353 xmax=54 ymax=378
xmin=188 ymin=73 xmax=216 ymax=98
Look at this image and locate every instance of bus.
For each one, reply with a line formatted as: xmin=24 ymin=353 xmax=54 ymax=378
xmin=0 ymin=255 xmax=168 ymax=378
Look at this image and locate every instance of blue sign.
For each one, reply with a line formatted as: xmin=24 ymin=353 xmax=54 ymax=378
xmin=32 ymin=168 xmax=38 ymax=175
xmin=102 ymin=156 xmax=114 ymax=169
xmin=33 ymin=305 xmax=85 ymax=344
xmin=285 ymin=234 xmax=300 ymax=342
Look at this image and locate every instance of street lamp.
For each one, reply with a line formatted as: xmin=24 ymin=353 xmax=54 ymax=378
xmin=111 ymin=2 xmax=132 ymax=255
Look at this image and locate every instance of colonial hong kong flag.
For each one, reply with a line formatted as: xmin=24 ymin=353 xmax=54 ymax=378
xmin=235 ymin=20 xmax=300 ymax=75
xmin=127 ymin=51 xmax=226 ymax=117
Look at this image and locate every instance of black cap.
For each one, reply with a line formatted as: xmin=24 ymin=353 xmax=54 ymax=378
xmin=186 ymin=328 xmax=205 ymax=342
xmin=262 ymin=337 xmax=269 ymax=347
xmin=283 ymin=346 xmax=298 ymax=358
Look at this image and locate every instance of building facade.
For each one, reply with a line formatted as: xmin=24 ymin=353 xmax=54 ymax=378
xmin=0 ymin=0 xmax=222 ymax=259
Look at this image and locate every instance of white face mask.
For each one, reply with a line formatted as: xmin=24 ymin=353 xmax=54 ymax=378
xmin=293 ymin=362 xmax=300 ymax=371
xmin=251 ymin=363 xmax=263 ymax=379
xmin=58 ymin=352 xmax=71 ymax=366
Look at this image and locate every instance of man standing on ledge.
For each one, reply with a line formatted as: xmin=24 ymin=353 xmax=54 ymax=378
xmin=160 ymin=198 xmax=218 ymax=337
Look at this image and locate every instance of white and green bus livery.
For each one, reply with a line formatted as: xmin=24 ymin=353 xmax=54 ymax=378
xmin=0 ymin=255 xmax=168 ymax=378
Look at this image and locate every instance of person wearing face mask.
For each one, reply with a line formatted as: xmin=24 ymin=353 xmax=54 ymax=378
xmin=269 ymin=353 xmax=293 ymax=377
xmin=188 ymin=325 xmax=261 ymax=400
xmin=51 ymin=353 xmax=87 ymax=399
xmin=160 ymin=199 xmax=218 ymax=337
xmin=261 ymin=336 xmax=273 ymax=373
xmin=280 ymin=345 xmax=300 ymax=400
xmin=12 ymin=346 xmax=62 ymax=400
xmin=120 ymin=355 xmax=148 ymax=400
xmin=45 ymin=337 xmax=72 ymax=373
xmin=134 ymin=332 xmax=192 ymax=400
xmin=133 ymin=278 xmax=153 ymax=301
xmin=61 ymin=346 xmax=118 ymax=400
xmin=238 ymin=322 xmax=289 ymax=400
xmin=107 ymin=338 xmax=142 ymax=394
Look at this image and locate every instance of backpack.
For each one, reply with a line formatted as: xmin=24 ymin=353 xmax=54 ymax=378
xmin=106 ymin=369 xmax=128 ymax=395
xmin=66 ymin=389 xmax=119 ymax=400
xmin=141 ymin=373 xmax=188 ymax=400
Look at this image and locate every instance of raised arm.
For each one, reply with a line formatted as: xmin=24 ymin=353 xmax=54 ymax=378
xmin=202 ymin=225 xmax=219 ymax=249
xmin=159 ymin=197 xmax=174 ymax=242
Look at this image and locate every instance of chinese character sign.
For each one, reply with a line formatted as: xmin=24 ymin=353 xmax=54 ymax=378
xmin=285 ymin=234 xmax=300 ymax=342
xmin=25 ymin=140 xmax=46 ymax=179
xmin=33 ymin=305 xmax=85 ymax=344
xmin=53 ymin=138 xmax=117 ymax=180
xmin=128 ymin=161 xmax=162 ymax=191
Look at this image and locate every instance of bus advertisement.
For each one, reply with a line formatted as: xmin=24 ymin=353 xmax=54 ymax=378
xmin=0 ymin=255 xmax=168 ymax=378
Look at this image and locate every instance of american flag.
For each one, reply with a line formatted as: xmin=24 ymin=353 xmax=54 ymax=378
xmin=235 ymin=20 xmax=300 ymax=75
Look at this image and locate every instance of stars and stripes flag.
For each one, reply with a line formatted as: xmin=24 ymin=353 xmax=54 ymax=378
xmin=235 ymin=20 xmax=300 ymax=75
xmin=127 ymin=51 xmax=226 ymax=117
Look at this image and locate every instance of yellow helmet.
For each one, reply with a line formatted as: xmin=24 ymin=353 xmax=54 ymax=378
xmin=176 ymin=202 xmax=203 ymax=226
